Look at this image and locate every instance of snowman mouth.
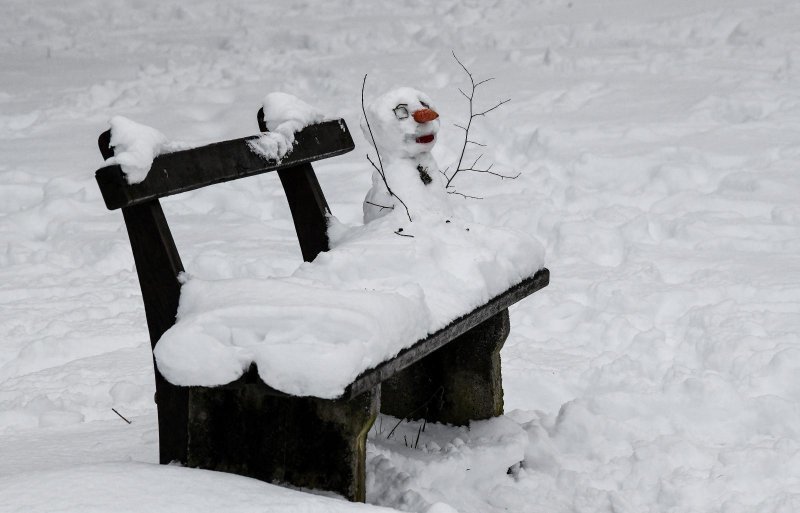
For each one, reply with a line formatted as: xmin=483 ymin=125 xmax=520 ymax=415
xmin=416 ymin=134 xmax=435 ymax=144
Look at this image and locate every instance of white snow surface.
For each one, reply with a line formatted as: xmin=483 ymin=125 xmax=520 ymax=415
xmin=0 ymin=462 xmax=392 ymax=513
xmin=3 ymin=0 xmax=800 ymax=512
xmin=247 ymin=92 xmax=326 ymax=161
xmin=105 ymin=116 xmax=192 ymax=184
xmin=154 ymin=211 xmax=544 ymax=396
xmin=262 ymin=91 xmax=325 ymax=138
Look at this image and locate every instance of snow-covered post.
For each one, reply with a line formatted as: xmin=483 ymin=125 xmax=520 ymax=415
xmin=381 ymin=310 xmax=510 ymax=425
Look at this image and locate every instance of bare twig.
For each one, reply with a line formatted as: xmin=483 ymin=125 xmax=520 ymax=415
xmin=394 ymin=229 xmax=415 ymax=238
xmin=365 ymin=154 xmax=381 ymax=174
xmin=475 ymin=98 xmax=510 ymax=117
xmin=459 ymin=157 xmax=521 ymax=180
xmin=362 ymin=75 xmax=412 ymax=222
xmin=112 ymin=408 xmax=132 ymax=424
xmin=365 ymin=201 xmax=394 ymax=212
xmin=414 ymin=422 xmax=423 ymax=449
xmin=446 ymin=52 xmax=515 ymax=190
xmin=448 ymin=190 xmax=484 ymax=200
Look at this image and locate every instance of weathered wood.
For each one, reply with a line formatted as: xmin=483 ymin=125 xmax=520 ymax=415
xmin=381 ymin=310 xmax=510 ymax=425
xmin=347 ymin=268 xmax=548 ymax=398
xmin=187 ymin=383 xmax=379 ymax=502
xmin=98 ymin=130 xmax=113 ymax=160
xmin=277 ymin=163 xmax=331 ymax=261
xmin=119 ymin=202 xmax=189 ymax=465
xmin=258 ymin=108 xmax=332 ymax=262
xmin=96 ymin=119 xmax=354 ymax=211
xmin=100 ymin=125 xmax=190 ymax=465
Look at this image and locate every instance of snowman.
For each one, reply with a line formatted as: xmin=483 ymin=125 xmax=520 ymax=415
xmin=361 ymin=87 xmax=453 ymax=224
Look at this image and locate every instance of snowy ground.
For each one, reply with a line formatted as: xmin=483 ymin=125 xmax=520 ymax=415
xmin=2 ymin=0 xmax=800 ymax=512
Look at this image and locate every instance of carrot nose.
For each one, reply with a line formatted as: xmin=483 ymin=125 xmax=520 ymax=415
xmin=413 ymin=108 xmax=439 ymax=123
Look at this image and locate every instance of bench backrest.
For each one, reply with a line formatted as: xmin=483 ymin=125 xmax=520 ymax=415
xmin=95 ymin=112 xmax=354 ymax=466
xmin=96 ymin=117 xmax=352 ymax=210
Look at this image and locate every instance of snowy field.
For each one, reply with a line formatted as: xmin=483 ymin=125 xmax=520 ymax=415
xmin=2 ymin=0 xmax=800 ymax=511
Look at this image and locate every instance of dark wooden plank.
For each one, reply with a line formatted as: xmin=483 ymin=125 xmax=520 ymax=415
xmin=216 ymin=268 xmax=550 ymax=399
xmin=96 ymin=119 xmax=354 ymax=210
xmin=120 ymin=202 xmax=189 ymax=465
xmin=98 ymin=130 xmax=113 ymax=160
xmin=278 ymin=163 xmax=331 ymax=262
xmin=257 ymin=108 xmax=332 ymax=262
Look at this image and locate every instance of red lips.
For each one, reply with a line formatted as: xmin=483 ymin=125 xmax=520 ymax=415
xmin=413 ymin=108 xmax=437 ymax=144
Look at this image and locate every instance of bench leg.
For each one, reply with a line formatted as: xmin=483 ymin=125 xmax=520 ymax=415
xmin=186 ymin=384 xmax=379 ymax=502
xmin=380 ymin=309 xmax=510 ymax=425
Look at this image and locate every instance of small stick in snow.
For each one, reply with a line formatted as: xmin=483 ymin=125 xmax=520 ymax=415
xmin=413 ymin=422 xmax=423 ymax=449
xmin=112 ymin=408 xmax=132 ymax=424
xmin=385 ymin=386 xmax=443 ymax=440
xmin=362 ymin=75 xmax=413 ymax=222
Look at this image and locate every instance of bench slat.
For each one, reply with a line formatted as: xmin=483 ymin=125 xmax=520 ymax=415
xmin=96 ymin=119 xmax=354 ymax=210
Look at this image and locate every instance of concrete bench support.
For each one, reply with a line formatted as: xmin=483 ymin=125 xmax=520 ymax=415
xmin=381 ymin=309 xmax=509 ymax=425
xmin=187 ymin=384 xmax=380 ymax=502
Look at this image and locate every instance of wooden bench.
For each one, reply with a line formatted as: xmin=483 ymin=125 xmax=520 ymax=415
xmin=95 ymin=111 xmax=549 ymax=502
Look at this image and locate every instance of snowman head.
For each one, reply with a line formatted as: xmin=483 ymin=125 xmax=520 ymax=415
xmin=361 ymin=87 xmax=440 ymax=159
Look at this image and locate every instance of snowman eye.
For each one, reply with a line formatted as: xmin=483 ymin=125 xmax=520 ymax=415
xmin=420 ymin=101 xmax=430 ymax=109
xmin=393 ymin=104 xmax=409 ymax=120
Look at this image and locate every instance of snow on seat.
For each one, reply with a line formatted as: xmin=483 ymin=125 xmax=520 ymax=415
xmin=153 ymin=210 xmax=545 ymax=399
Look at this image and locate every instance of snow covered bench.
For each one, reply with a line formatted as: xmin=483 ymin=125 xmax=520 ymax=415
xmin=94 ymin=111 xmax=549 ymax=502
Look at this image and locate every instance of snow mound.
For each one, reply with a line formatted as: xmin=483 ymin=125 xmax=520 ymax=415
xmin=367 ymin=415 xmax=528 ymax=512
xmin=154 ymin=210 xmax=545 ymax=398
xmin=247 ymin=92 xmax=326 ymax=161
xmin=105 ymin=116 xmax=191 ymax=184
xmin=0 ymin=462 xmax=398 ymax=513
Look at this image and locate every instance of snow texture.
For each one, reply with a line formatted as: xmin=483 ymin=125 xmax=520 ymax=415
xmin=3 ymin=0 xmax=800 ymax=512
xmin=106 ymin=116 xmax=192 ymax=184
xmin=247 ymin=92 xmax=326 ymax=161
xmin=0 ymin=462 xmax=394 ymax=513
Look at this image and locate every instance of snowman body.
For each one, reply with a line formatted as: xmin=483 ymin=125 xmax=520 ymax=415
xmin=361 ymin=87 xmax=452 ymax=223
